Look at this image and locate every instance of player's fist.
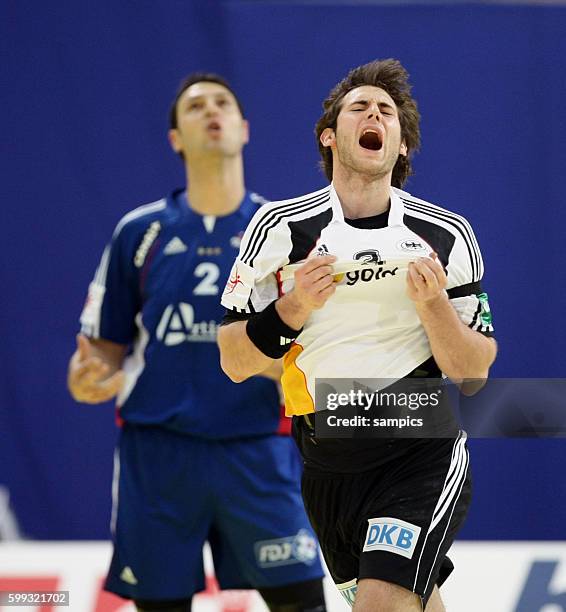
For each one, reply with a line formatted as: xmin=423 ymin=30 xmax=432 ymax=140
xmin=291 ymin=255 xmax=338 ymax=311
xmin=406 ymin=253 xmax=448 ymax=304
xmin=68 ymin=335 xmax=125 ymax=404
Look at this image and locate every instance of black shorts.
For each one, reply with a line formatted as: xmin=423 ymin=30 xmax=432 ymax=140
xmin=299 ymin=430 xmax=471 ymax=607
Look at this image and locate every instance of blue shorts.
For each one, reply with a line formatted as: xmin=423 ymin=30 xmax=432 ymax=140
xmin=106 ymin=424 xmax=324 ymax=600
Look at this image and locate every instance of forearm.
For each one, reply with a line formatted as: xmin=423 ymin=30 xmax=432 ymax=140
xmin=219 ymin=255 xmax=334 ymax=383
xmin=275 ymin=292 xmax=312 ymax=330
xmin=218 ymin=321 xmax=275 ymax=383
xmin=415 ymin=294 xmax=497 ymax=381
xmin=258 ymin=358 xmax=283 ymax=382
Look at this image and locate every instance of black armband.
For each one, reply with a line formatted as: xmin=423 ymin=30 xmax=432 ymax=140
xmin=246 ymin=301 xmax=302 ymax=358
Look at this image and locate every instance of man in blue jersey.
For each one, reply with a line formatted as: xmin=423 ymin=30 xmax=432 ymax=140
xmin=67 ymin=73 xmax=326 ymax=612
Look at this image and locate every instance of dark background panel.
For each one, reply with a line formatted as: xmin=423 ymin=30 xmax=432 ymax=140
xmin=1 ymin=0 xmax=565 ymax=539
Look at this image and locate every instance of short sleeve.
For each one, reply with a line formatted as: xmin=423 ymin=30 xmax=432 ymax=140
xmin=79 ymin=223 xmax=143 ymax=344
xmin=445 ymin=219 xmax=494 ymax=338
xmin=221 ymin=204 xmax=291 ymax=314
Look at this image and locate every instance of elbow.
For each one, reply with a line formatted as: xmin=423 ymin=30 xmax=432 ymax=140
xmin=447 ymin=363 xmax=493 ymax=396
xmin=219 ymin=355 xmax=250 ymax=384
xmin=446 ymin=365 xmax=489 ymax=385
xmin=217 ymin=325 xmax=255 ymax=383
xmin=225 ymin=369 xmax=248 ymax=384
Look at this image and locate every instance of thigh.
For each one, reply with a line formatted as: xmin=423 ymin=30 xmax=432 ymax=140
xmin=301 ymin=471 xmax=360 ymax=589
xmin=211 ymin=435 xmax=325 ymax=589
xmin=302 ymin=435 xmax=471 ymax=609
xmin=356 ymin=433 xmax=471 ymax=607
xmin=105 ymin=425 xmax=213 ymax=600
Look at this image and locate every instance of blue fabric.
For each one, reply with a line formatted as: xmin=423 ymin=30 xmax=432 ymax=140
xmin=94 ymin=190 xmax=281 ymax=438
xmin=106 ymin=425 xmax=323 ymax=599
xmin=2 ymin=0 xmax=566 ymax=540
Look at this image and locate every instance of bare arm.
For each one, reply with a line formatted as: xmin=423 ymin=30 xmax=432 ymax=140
xmin=257 ymin=358 xmax=283 ymax=381
xmin=67 ymin=334 xmax=127 ymax=404
xmin=408 ymin=256 xmax=497 ymax=386
xmin=219 ymin=255 xmax=337 ymax=382
xmin=218 ymin=322 xmax=276 ymax=383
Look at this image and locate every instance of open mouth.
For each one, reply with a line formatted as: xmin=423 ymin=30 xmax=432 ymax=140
xmin=359 ymin=129 xmax=383 ymax=151
xmin=207 ymin=121 xmax=221 ymax=134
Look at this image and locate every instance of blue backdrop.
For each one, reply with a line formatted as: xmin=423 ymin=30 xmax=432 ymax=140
xmin=1 ymin=0 xmax=565 ymax=539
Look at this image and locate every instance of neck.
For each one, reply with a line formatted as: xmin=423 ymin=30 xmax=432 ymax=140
xmin=332 ymin=168 xmax=392 ymax=219
xmin=185 ymin=154 xmax=245 ymax=216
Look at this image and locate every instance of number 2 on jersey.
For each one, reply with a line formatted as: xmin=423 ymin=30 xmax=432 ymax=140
xmin=193 ymin=262 xmax=220 ymax=295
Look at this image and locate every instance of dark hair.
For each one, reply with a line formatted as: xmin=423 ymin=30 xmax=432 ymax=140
xmin=168 ymin=72 xmax=244 ymax=129
xmin=314 ymin=59 xmax=420 ymax=188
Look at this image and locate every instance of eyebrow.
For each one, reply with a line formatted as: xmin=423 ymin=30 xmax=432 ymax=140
xmin=185 ymin=93 xmax=231 ymax=103
xmin=348 ymin=99 xmax=395 ymax=110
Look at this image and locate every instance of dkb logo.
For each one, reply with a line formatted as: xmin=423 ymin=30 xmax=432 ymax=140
xmin=362 ymin=517 xmax=421 ymax=559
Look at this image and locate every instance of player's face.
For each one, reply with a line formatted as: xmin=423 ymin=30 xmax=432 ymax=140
xmin=169 ymin=82 xmax=249 ymax=159
xmin=320 ymin=85 xmax=407 ymax=181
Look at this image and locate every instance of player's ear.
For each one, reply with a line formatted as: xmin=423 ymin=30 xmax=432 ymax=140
xmin=241 ymin=119 xmax=250 ymax=145
xmin=320 ymin=128 xmax=336 ymax=148
xmin=399 ymin=140 xmax=407 ymax=156
xmin=168 ymin=129 xmax=182 ymax=154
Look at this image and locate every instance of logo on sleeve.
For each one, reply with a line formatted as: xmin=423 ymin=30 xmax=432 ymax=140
xmin=134 ymin=221 xmax=161 ymax=267
xmin=478 ymin=292 xmax=492 ymax=326
xmin=80 ymin=282 xmax=106 ymax=329
xmin=362 ymin=517 xmax=421 ymax=559
xmin=226 ymin=266 xmax=244 ymax=294
xmin=221 ymin=260 xmax=255 ymax=309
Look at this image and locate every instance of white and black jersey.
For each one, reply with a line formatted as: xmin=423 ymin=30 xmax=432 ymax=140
xmin=222 ymin=184 xmax=494 ymax=417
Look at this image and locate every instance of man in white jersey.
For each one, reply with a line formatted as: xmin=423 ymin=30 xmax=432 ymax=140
xmin=218 ymin=59 xmax=497 ymax=612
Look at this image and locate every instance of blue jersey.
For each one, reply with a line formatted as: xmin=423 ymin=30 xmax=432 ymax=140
xmin=80 ymin=189 xmax=282 ymax=438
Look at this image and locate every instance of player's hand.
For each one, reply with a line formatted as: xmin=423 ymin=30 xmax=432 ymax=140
xmin=290 ymin=255 xmax=338 ymax=312
xmin=68 ymin=335 xmax=125 ymax=404
xmin=406 ymin=253 xmax=448 ymax=305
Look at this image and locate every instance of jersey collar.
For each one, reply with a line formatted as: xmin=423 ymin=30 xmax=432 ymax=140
xmin=168 ymin=188 xmax=257 ymax=220
xmin=329 ymin=183 xmax=405 ymax=227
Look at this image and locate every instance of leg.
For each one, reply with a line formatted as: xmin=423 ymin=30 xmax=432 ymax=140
xmin=211 ymin=437 xmax=326 ymax=595
xmin=353 ymin=578 xmax=421 ymax=612
xmin=105 ymin=427 xmax=210 ymax=602
xmin=259 ymin=577 xmax=326 ymax=612
xmin=424 ymin=586 xmax=445 ymax=612
xmin=355 ymin=436 xmax=471 ymax=609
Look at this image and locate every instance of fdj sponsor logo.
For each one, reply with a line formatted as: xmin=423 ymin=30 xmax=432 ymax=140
xmin=259 ymin=542 xmax=293 ymax=564
xmin=346 ymin=267 xmax=398 ymax=285
xmin=362 ymin=517 xmax=421 ymax=559
xmin=255 ymin=530 xmax=318 ymax=568
xmin=156 ymin=303 xmax=217 ymax=345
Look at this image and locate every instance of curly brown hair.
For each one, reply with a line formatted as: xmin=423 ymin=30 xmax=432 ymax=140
xmin=315 ymin=59 xmax=420 ymax=188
